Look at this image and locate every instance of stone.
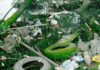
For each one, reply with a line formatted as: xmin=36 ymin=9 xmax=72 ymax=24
xmin=78 ymin=41 xmax=89 ymax=52
xmin=83 ymin=51 xmax=92 ymax=66
xmin=0 ymin=34 xmax=19 ymax=53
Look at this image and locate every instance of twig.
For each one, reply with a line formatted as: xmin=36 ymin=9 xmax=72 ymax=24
xmin=10 ymin=24 xmax=48 ymax=30
xmin=0 ymin=56 xmax=18 ymax=61
xmin=35 ymin=46 xmax=41 ymax=53
xmin=29 ymin=10 xmax=70 ymax=15
xmin=20 ymin=41 xmax=59 ymax=67
xmin=85 ymin=23 xmax=92 ymax=31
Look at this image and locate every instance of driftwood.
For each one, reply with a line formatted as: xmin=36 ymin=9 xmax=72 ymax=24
xmin=20 ymin=41 xmax=59 ymax=67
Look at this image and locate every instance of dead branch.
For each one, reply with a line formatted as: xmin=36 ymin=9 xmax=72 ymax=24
xmin=20 ymin=41 xmax=59 ymax=67
xmin=29 ymin=10 xmax=70 ymax=15
xmin=10 ymin=24 xmax=48 ymax=30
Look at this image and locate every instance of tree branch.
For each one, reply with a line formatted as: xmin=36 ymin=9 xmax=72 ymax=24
xmin=20 ymin=41 xmax=59 ymax=67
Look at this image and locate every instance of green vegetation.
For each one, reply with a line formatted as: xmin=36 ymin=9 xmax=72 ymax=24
xmin=44 ymin=33 xmax=79 ymax=60
xmin=0 ymin=0 xmax=100 ymax=70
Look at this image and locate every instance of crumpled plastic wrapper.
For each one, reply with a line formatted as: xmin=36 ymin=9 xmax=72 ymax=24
xmin=62 ymin=60 xmax=79 ymax=70
xmin=55 ymin=59 xmax=79 ymax=70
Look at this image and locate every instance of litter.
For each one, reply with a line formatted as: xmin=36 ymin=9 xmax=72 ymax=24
xmin=14 ymin=57 xmax=51 ymax=70
xmin=92 ymin=55 xmax=100 ymax=63
xmin=61 ymin=60 xmax=79 ymax=70
xmin=71 ymin=56 xmax=84 ymax=62
xmin=32 ymin=19 xmax=42 ymax=37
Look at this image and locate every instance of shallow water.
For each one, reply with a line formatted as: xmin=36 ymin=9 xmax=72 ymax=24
xmin=0 ymin=0 xmax=17 ymax=20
